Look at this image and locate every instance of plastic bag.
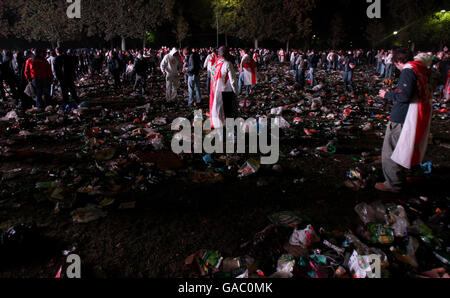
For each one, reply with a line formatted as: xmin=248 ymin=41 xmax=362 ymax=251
xmin=289 ymin=225 xmax=319 ymax=248
xmin=388 ymin=206 xmax=410 ymax=238
xmin=276 ymin=254 xmax=295 ymax=276
xmin=24 ymin=82 xmax=35 ymax=98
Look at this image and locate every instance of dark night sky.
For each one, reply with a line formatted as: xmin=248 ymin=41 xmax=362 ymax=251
xmin=1 ymin=0 xmax=448 ymax=49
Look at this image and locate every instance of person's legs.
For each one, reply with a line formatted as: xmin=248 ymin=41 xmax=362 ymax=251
xmin=238 ymin=72 xmax=244 ymax=95
xmin=381 ymin=122 xmax=404 ymax=191
xmin=42 ymin=78 xmax=51 ymax=106
xmin=387 ymin=64 xmax=393 ymax=79
xmin=141 ymin=76 xmax=147 ymax=95
xmin=170 ymin=79 xmax=178 ymax=101
xmin=134 ymin=75 xmax=141 ymax=91
xmin=32 ymin=78 xmax=45 ymax=109
xmin=299 ymin=69 xmax=305 ymax=90
xmin=188 ymin=75 xmax=194 ymax=106
xmin=347 ymin=72 xmax=353 ymax=92
xmin=194 ymin=75 xmax=201 ymax=104
xmin=343 ymin=71 xmax=348 ymax=92
xmin=0 ymin=80 xmax=6 ymax=101
xmin=60 ymin=80 xmax=70 ymax=104
xmin=244 ymin=84 xmax=250 ymax=96
xmin=67 ymin=80 xmax=79 ymax=103
xmin=165 ymin=79 xmax=171 ymax=101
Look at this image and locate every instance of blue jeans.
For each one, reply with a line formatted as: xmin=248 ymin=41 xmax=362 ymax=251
xmin=343 ymin=71 xmax=353 ymax=92
xmin=32 ymin=78 xmax=51 ymax=108
xmin=188 ymin=75 xmax=201 ymax=105
xmin=327 ymin=62 xmax=333 ymax=72
xmin=379 ymin=64 xmax=385 ymax=77
xmin=376 ymin=61 xmax=381 ymax=73
xmin=384 ymin=64 xmax=393 ymax=79
xmin=238 ymin=72 xmax=250 ymax=95
xmin=296 ymin=68 xmax=306 ymax=89
xmin=50 ymin=76 xmax=58 ymax=98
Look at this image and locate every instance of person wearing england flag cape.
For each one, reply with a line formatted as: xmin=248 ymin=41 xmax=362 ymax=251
xmin=278 ymin=48 xmax=285 ymax=63
xmin=209 ymin=46 xmax=238 ymax=130
xmin=376 ymin=49 xmax=433 ymax=193
xmin=239 ymin=48 xmax=258 ymax=96
xmin=203 ymin=49 xmax=217 ymax=95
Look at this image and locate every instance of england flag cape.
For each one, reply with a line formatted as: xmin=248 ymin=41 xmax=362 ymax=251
xmin=279 ymin=50 xmax=285 ymax=63
xmin=391 ymin=61 xmax=432 ymax=169
xmin=444 ymin=69 xmax=450 ymax=98
xmin=241 ymin=54 xmax=258 ymax=86
xmin=209 ymin=58 xmax=228 ymax=129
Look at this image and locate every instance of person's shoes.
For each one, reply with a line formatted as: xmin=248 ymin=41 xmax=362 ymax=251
xmin=375 ymin=182 xmax=400 ymax=194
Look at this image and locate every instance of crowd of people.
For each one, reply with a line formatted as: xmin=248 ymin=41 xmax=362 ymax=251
xmin=1 ymin=44 xmax=450 ymax=193
xmin=1 ymin=46 xmax=448 ymax=112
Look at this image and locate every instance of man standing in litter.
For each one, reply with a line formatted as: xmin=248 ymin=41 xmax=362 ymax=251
xmin=203 ymin=49 xmax=216 ymax=95
xmin=239 ymin=49 xmax=258 ymax=96
xmin=209 ymin=46 xmax=238 ymax=130
xmin=376 ymin=49 xmax=433 ymax=193
xmin=160 ymin=48 xmax=182 ymax=102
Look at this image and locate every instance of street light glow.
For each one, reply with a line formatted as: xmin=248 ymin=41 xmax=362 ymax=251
xmin=393 ymin=31 xmax=398 ymax=35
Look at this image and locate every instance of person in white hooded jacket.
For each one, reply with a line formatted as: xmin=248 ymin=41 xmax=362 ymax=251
xmin=160 ymin=48 xmax=182 ymax=101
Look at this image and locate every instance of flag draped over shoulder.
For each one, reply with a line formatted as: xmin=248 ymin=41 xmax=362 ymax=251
xmin=242 ymin=55 xmax=258 ymax=86
xmin=391 ymin=61 xmax=432 ymax=169
xmin=209 ymin=58 xmax=229 ymax=129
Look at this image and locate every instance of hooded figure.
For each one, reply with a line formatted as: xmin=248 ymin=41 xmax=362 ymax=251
xmin=160 ymin=48 xmax=182 ymax=101
xmin=210 ymin=46 xmax=238 ymax=129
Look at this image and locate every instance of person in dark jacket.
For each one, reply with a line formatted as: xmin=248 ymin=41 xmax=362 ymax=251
xmin=307 ymin=51 xmax=319 ymax=87
xmin=187 ymin=47 xmax=202 ymax=107
xmin=0 ymin=51 xmax=20 ymax=102
xmin=12 ymin=50 xmax=32 ymax=109
xmin=339 ymin=51 xmax=356 ymax=94
xmin=107 ymin=51 xmax=122 ymax=88
xmin=54 ymin=47 xmax=79 ymax=106
xmin=376 ymin=49 xmax=430 ymax=193
xmin=133 ymin=50 xmax=148 ymax=95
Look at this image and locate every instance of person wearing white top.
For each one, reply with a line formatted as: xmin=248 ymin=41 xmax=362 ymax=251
xmin=384 ymin=50 xmax=394 ymax=79
xmin=160 ymin=48 xmax=182 ymax=101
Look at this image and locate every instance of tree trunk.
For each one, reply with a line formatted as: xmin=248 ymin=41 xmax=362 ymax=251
xmin=225 ymin=33 xmax=228 ymax=47
xmin=110 ymin=39 xmax=114 ymax=50
xmin=286 ymin=39 xmax=290 ymax=53
xmin=411 ymin=42 xmax=415 ymax=53
xmin=121 ymin=36 xmax=126 ymax=51
xmin=57 ymin=41 xmax=61 ymax=48
xmin=143 ymin=37 xmax=146 ymax=50
xmin=254 ymin=39 xmax=259 ymax=49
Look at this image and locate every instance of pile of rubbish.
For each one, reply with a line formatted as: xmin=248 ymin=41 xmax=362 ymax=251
xmin=0 ymin=62 xmax=449 ymax=277
xmin=184 ymin=197 xmax=449 ymax=278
